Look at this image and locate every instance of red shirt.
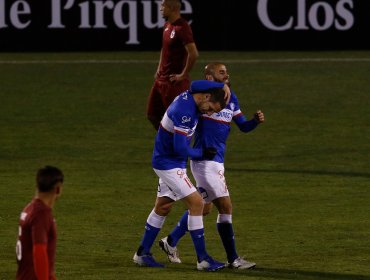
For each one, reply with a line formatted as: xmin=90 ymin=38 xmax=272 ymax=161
xmin=16 ymin=199 xmax=57 ymax=280
xmin=157 ymin=17 xmax=194 ymax=80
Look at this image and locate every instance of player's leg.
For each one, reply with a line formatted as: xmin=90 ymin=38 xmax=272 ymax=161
xmin=159 ymin=209 xmax=188 ymax=263
xmin=212 ymin=196 xmax=236 ymax=262
xmin=146 ymin=80 xmax=166 ymax=130
xmin=213 ymin=193 xmax=256 ymax=269
xmin=159 ymin=163 xmax=213 ymax=262
xmin=191 ymin=160 xmax=234 ymax=263
xmin=134 ymin=171 xmax=181 ymax=267
xmin=133 ymin=195 xmax=173 ymax=267
xmin=181 ymin=191 xmax=225 ymax=271
xmin=154 ymin=167 xmax=224 ymax=271
xmin=190 ymin=160 xmax=253 ymax=269
xmin=162 ymin=201 xmax=212 ymax=253
xmin=155 ymin=168 xmax=195 ymax=263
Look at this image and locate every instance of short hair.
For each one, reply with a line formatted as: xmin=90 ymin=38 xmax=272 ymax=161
xmin=165 ymin=0 xmax=181 ymax=10
xmin=204 ymin=62 xmax=225 ymax=77
xmin=207 ymin=87 xmax=227 ymax=110
xmin=36 ymin=166 xmax=64 ymax=192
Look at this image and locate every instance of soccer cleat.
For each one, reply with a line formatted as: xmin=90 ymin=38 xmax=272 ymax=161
xmin=197 ymin=255 xmax=225 ymax=271
xmin=228 ymin=257 xmax=256 ymax=269
xmin=133 ymin=252 xmax=165 ymax=268
xmin=159 ymin=237 xmax=182 ymax=263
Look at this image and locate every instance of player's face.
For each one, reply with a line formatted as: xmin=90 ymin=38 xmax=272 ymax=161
xmin=198 ymin=100 xmax=222 ymax=116
xmin=213 ymin=65 xmax=230 ymax=86
xmin=160 ymin=0 xmax=171 ymax=19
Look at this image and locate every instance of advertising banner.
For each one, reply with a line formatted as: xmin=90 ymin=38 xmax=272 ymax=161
xmin=0 ymin=0 xmax=369 ymax=51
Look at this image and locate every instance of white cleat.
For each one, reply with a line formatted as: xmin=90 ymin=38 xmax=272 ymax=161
xmin=159 ymin=237 xmax=182 ymax=263
xmin=228 ymin=257 xmax=256 ymax=269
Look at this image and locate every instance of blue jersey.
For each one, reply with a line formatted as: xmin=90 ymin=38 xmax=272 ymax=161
xmin=193 ymin=91 xmax=258 ymax=163
xmin=152 ymin=91 xmax=201 ymax=170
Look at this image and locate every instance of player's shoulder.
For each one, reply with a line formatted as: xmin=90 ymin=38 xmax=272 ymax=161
xmin=230 ymin=90 xmax=238 ymax=101
xmin=174 ymin=18 xmax=192 ymax=31
xmin=175 ymin=17 xmax=190 ymax=26
xmin=21 ymin=200 xmax=51 ymax=223
xmin=168 ymin=92 xmax=195 ymax=119
xmin=225 ymin=91 xmax=240 ymax=112
xmin=173 ymin=91 xmax=193 ymax=108
xmin=32 ymin=199 xmax=52 ymax=215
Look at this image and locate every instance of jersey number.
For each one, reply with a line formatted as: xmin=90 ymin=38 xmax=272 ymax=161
xmin=16 ymin=226 xmax=22 ymax=261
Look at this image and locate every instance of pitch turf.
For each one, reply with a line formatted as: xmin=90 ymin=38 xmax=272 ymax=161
xmin=0 ymin=51 xmax=369 ymax=280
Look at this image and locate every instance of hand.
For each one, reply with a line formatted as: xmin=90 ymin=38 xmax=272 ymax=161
xmin=223 ymin=84 xmax=231 ymax=104
xmin=169 ymin=73 xmax=187 ymax=83
xmin=254 ymin=110 xmax=265 ymax=123
xmin=203 ymin=147 xmax=217 ymax=160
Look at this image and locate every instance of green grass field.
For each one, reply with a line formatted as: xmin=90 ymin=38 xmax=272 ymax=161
xmin=1 ymin=51 xmax=370 ymax=280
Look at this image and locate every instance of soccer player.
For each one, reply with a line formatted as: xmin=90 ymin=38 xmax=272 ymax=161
xmin=146 ymin=0 xmax=199 ymax=130
xmin=159 ymin=63 xmax=265 ymax=269
xmin=16 ymin=166 xmax=64 ymax=280
xmin=133 ymin=80 xmax=229 ymax=271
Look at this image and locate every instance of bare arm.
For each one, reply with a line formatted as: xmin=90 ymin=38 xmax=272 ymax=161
xmin=169 ymin=42 xmax=199 ymax=82
xmin=155 ymin=48 xmax=163 ymax=79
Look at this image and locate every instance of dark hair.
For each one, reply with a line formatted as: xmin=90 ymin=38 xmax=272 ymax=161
xmin=207 ymin=87 xmax=227 ymax=110
xmin=166 ymin=0 xmax=181 ymax=9
xmin=36 ymin=166 xmax=64 ymax=192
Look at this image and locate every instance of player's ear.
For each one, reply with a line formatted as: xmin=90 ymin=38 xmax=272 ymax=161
xmin=55 ymin=183 xmax=62 ymax=196
xmin=204 ymin=93 xmax=211 ymax=101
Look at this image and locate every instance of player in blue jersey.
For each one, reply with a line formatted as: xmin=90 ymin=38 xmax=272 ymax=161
xmin=133 ymin=80 xmax=230 ymax=271
xmin=159 ymin=62 xmax=265 ymax=269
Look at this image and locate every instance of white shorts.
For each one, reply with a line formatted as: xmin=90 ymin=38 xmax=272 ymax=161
xmin=190 ymin=160 xmax=229 ymax=203
xmin=154 ymin=168 xmax=197 ymax=201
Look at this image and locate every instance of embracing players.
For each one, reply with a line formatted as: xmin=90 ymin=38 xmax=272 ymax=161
xmin=159 ymin=62 xmax=265 ymax=269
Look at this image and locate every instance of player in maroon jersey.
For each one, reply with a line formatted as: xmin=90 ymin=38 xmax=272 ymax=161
xmin=146 ymin=0 xmax=199 ymax=130
xmin=16 ymin=166 xmax=64 ymax=280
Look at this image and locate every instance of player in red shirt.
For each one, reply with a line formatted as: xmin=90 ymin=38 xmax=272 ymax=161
xmin=16 ymin=166 xmax=64 ymax=280
xmin=146 ymin=0 xmax=199 ymax=130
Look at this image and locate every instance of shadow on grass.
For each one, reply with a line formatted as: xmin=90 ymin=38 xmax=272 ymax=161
xmin=165 ymin=264 xmax=370 ymax=280
xmin=249 ymin=267 xmax=370 ymax=280
xmin=227 ymin=168 xmax=370 ymax=179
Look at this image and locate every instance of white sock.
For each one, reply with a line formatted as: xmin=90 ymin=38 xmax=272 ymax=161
xmin=147 ymin=209 xmax=166 ymax=228
xmin=217 ymin=214 xmax=232 ymax=224
xmin=188 ymin=215 xmax=204 ymax=231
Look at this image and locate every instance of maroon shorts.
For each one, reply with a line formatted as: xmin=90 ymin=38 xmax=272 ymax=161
xmin=146 ymin=78 xmax=190 ymax=119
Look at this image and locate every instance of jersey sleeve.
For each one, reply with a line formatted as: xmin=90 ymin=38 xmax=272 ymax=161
xmin=232 ymin=93 xmax=259 ymax=132
xmin=171 ymin=103 xmax=193 ymax=136
xmin=170 ymin=100 xmax=203 ymax=158
xmin=177 ymin=21 xmax=194 ymax=46
xmin=190 ymin=80 xmax=224 ymax=93
xmin=33 ymin=244 xmax=49 ymax=280
xmin=173 ymin=133 xmax=203 ymax=158
xmin=231 ymin=93 xmax=245 ymax=120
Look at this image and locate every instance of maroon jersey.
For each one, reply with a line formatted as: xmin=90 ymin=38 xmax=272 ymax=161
xmin=16 ymin=199 xmax=57 ymax=280
xmin=157 ymin=18 xmax=194 ymax=80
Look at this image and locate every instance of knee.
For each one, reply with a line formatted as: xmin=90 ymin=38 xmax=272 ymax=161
xmin=188 ymin=197 xmax=204 ymax=214
xmin=217 ymin=200 xmax=232 ymax=215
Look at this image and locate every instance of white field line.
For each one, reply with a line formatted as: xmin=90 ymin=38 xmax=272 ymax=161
xmin=0 ymin=58 xmax=370 ymax=64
